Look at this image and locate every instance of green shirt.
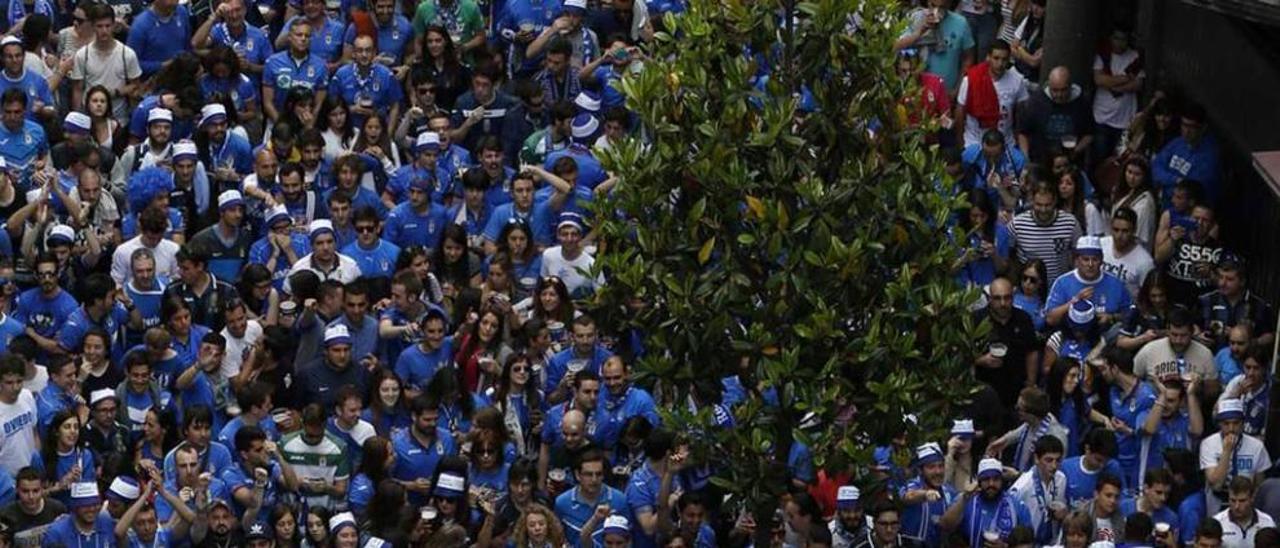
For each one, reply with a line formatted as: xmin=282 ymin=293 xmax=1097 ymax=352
xmin=412 ymin=0 xmax=484 ymax=43
xmin=280 ymin=431 xmax=350 ymax=509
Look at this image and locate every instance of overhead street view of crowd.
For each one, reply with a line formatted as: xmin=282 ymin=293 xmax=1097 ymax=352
xmin=0 ymin=0 xmax=1268 ymax=546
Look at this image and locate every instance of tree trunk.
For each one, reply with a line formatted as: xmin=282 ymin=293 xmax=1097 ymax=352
xmin=1041 ymin=0 xmax=1101 ymax=88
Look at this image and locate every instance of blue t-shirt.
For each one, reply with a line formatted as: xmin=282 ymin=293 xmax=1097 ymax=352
xmin=343 ymin=15 xmax=413 ymax=63
xmin=55 ymin=304 xmax=128 ymax=355
xmin=0 ymin=313 xmax=24 ymax=353
xmin=0 ymin=118 xmax=47 ymax=188
xmin=341 ymin=239 xmax=401 ymax=279
xmin=42 ymin=513 xmax=116 ymax=548
xmin=208 ymin=23 xmax=273 ymax=85
xmin=482 ymin=202 xmax=535 ymax=242
xmin=281 ymin=15 xmax=346 ymax=61
xmin=199 ymin=73 xmax=261 ymax=113
xmin=0 ymin=69 xmax=53 ymax=118
xmin=555 ymin=484 xmax=629 ymax=548
xmin=347 ymin=472 xmax=375 ymax=514
xmin=625 ymin=462 xmax=684 ymax=548
xmin=264 ymin=51 xmax=330 ymax=109
xmin=1108 ymin=382 xmax=1157 ymax=489
xmin=126 ymin=5 xmax=193 ymax=75
xmin=386 ymin=163 xmax=455 ymax=204
xmin=544 ymin=145 xmax=607 ymax=190
xmin=959 ymin=494 xmax=1033 ymax=548
xmin=14 ymin=288 xmax=77 ymax=339
xmin=162 ymin=441 xmax=235 ymax=485
xmin=384 ymin=201 xmax=449 ymax=249
xmin=900 ymin=478 xmax=958 ymax=545
xmin=394 ymin=338 xmax=455 ymax=391
xmin=392 ymin=427 xmax=457 ymax=505
xmin=597 ymin=386 xmax=660 ymax=449
xmin=1045 ymin=269 xmax=1133 ymax=320
xmin=30 ymin=448 xmax=96 ymax=507
xmin=248 ymin=234 xmax=311 ymax=290
xmin=1061 ymin=456 xmax=1125 ymax=508
xmin=327 ymin=62 xmax=404 ymax=126
xmin=1119 ymin=497 xmax=1178 ymax=532
xmin=544 ymin=344 xmax=614 ymax=394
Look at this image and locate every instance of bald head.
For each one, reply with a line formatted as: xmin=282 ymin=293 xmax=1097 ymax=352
xmin=1048 ymin=66 xmax=1072 ymax=103
xmin=988 ymin=277 xmax=1014 ymax=319
xmin=562 ymin=410 xmax=587 ymax=446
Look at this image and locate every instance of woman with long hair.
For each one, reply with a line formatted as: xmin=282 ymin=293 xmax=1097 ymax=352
xmin=301 ymin=506 xmax=332 ymax=548
xmin=496 ymin=219 xmax=542 ymax=302
xmin=318 ymin=95 xmax=356 ymax=161
xmin=396 ymin=245 xmax=446 ymax=306
xmin=363 ymin=479 xmax=412 ymax=546
xmin=238 ymin=263 xmax=282 ymax=325
xmin=426 ymin=368 xmax=478 ymax=436
xmin=466 ymin=416 xmax=511 ymax=528
xmin=135 ymin=407 xmax=179 ymax=468
xmin=349 ymin=437 xmax=396 ymax=517
xmin=77 ymin=327 xmax=120 ymax=397
xmin=454 ymin=306 xmax=514 ymax=392
xmin=486 ymin=353 xmax=542 ymax=457
xmin=363 ymin=369 xmax=412 ymax=437
xmin=1110 ymin=156 xmax=1158 ymax=247
xmin=435 ymin=224 xmax=484 ymax=297
xmin=1010 ymin=0 xmax=1045 ymax=81
xmin=996 ymin=0 xmax=1028 ymax=43
xmin=270 ymin=503 xmax=304 ymax=548
xmin=1122 ymin=94 xmax=1178 ymax=161
xmin=197 ymin=45 xmax=260 ymax=126
xmin=1042 ymin=301 xmax=1105 ymax=401
xmin=1057 ymin=169 xmax=1106 ymax=236
xmin=351 ymin=113 xmax=401 ymax=185
xmin=1046 ymin=358 xmax=1091 ymax=457
xmin=161 ymin=294 xmax=212 ymax=376
xmin=82 ymin=86 xmax=124 ymax=155
xmin=410 ymin=25 xmax=471 ymax=110
xmin=280 ymin=87 xmax=318 ymax=133
xmin=1014 ymin=260 xmax=1049 ymax=334
xmin=429 ymin=458 xmax=472 ymax=534
xmin=517 ymin=276 xmax=575 ymax=352
xmin=957 ymin=188 xmax=1010 ymax=287
xmin=37 ymin=410 xmax=96 ymax=506
xmin=481 ymin=251 xmax=519 ymax=308
xmin=1115 ymin=271 xmax=1173 ymax=351
xmin=511 ymin=503 xmax=566 ymax=548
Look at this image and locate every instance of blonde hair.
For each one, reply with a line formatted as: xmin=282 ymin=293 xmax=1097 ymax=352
xmin=512 ymin=503 xmax=566 ymax=547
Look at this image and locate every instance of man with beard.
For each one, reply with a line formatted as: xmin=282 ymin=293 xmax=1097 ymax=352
xmin=189 ymin=190 xmax=253 ymax=283
xmin=68 ymin=165 xmax=122 ymax=248
xmin=197 ymin=105 xmax=254 ymax=196
xmin=975 ymin=276 xmax=1038 ymax=406
xmin=14 ymin=253 xmax=77 ymax=358
xmin=222 ymin=425 xmax=300 ymax=516
xmin=1096 ymin=346 xmax=1158 ymax=489
xmin=941 ymin=458 xmax=1032 ymax=546
xmin=383 ymin=160 xmax=449 ymax=250
xmin=193 ymin=498 xmax=243 ymax=547
xmin=829 ymin=485 xmax=871 ymax=548
xmin=241 ymin=149 xmax=280 ymax=226
xmin=1008 ymin=181 xmax=1082 ymax=281
xmin=112 ymin=108 xmax=175 ymax=196
xmin=81 ymin=390 xmax=131 ymax=464
xmin=274 ymin=162 xmax=323 ymax=230
xmin=1009 ymin=436 xmax=1067 ymax=545
xmin=1133 ymin=308 xmax=1219 ymax=399
xmin=1045 ymin=236 xmax=1132 ymax=328
xmin=285 ymin=220 xmax=362 ymax=288
xmin=41 ymin=482 xmax=115 ymax=546
xmin=296 ymin=130 xmax=332 ymax=192
xmin=297 ymin=324 xmax=372 ymax=408
xmin=393 ymin=394 xmax=458 ymax=506
xmin=899 ymin=443 xmax=956 ymax=546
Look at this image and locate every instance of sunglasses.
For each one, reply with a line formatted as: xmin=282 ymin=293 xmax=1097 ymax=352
xmin=355 ymin=225 xmax=378 ymax=234
xmin=1023 ymin=277 xmax=1040 ymax=283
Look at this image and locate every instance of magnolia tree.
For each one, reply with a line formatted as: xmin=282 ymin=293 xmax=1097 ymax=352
xmin=588 ymin=0 xmax=987 ymax=539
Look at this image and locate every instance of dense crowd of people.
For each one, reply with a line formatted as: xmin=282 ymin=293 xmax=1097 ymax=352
xmin=0 ymin=0 xmax=1268 ymax=546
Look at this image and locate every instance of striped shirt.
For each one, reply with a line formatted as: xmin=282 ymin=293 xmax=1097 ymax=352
xmin=1008 ymin=211 xmax=1081 ymax=281
xmin=281 ymin=431 xmax=350 ymax=509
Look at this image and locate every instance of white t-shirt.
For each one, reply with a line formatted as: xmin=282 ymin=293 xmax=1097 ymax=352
xmin=1092 ymin=49 xmax=1144 ymax=130
xmin=21 ymin=365 xmax=47 ymax=393
xmin=111 ymin=236 xmax=182 ymax=286
xmin=69 ymin=40 xmax=142 ymax=119
xmin=958 ymin=67 xmax=1029 ymax=148
xmin=1200 ymin=432 xmax=1271 ymax=511
xmin=0 ymin=389 xmax=38 ymax=476
xmin=540 ymin=246 xmax=603 ymax=298
xmin=1133 ymin=338 xmax=1216 ymax=387
xmin=221 ymin=320 xmax=264 ymax=378
xmin=1009 ymin=468 xmax=1067 ymax=536
xmin=1101 ymin=236 xmax=1155 ymax=300
xmin=283 ymin=253 xmax=363 ymax=294
xmin=1215 ymin=508 xmax=1276 ymax=548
